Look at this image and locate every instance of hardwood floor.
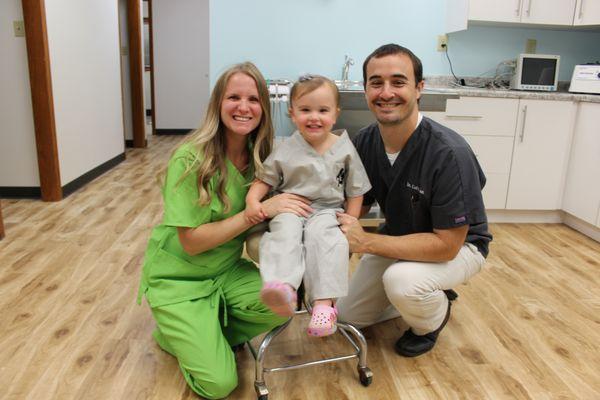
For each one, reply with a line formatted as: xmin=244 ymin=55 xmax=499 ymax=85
xmin=1 ymin=135 xmax=599 ymax=400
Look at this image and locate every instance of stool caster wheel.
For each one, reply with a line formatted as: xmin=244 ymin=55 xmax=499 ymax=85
xmin=255 ymin=381 xmax=268 ymax=400
xmin=358 ymin=366 xmax=373 ymax=387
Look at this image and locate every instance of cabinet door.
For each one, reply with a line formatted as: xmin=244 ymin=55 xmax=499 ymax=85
xmin=562 ymin=103 xmax=600 ymax=225
xmin=424 ymin=97 xmax=519 ymax=210
xmin=520 ymin=0 xmax=577 ymax=25
xmin=574 ymin=0 xmax=600 ymax=25
xmin=469 ymin=0 xmax=522 ymax=23
xmin=464 ymin=136 xmax=514 ymax=209
xmin=506 ymin=100 xmax=575 ymax=210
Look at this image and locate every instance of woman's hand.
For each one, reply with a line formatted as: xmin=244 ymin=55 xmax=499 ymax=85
xmin=261 ymin=193 xmax=313 ymax=218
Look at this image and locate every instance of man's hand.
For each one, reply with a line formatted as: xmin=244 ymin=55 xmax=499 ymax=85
xmin=337 ymin=212 xmax=367 ymax=253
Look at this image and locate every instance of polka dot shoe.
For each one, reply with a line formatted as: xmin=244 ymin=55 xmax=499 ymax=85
xmin=307 ymin=304 xmax=337 ymax=337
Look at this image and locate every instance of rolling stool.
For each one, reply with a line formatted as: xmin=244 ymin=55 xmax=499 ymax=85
xmin=244 ymin=225 xmax=373 ymax=400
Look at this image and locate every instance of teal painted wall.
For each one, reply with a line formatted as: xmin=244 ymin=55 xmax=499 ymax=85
xmin=210 ymin=0 xmax=600 ymax=83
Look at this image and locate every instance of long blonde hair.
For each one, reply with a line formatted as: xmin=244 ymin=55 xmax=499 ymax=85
xmin=175 ymin=62 xmax=273 ymax=212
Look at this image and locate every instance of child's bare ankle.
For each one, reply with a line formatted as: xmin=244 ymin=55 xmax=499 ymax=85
xmin=313 ymin=298 xmax=333 ymax=308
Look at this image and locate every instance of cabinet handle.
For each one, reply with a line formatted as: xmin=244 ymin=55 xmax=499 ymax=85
xmin=446 ymin=115 xmax=483 ymax=120
xmin=579 ymin=0 xmax=584 ymax=19
xmin=526 ymin=0 xmax=532 ymax=16
xmin=519 ymin=105 xmax=528 ymax=143
xmin=516 ymin=0 xmax=522 ymax=16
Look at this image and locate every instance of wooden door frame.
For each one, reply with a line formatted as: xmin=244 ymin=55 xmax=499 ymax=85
xmin=22 ymin=0 xmax=62 ymax=201
xmin=127 ymin=0 xmax=146 ymax=148
xmin=0 ymin=201 xmax=5 ymax=239
xmin=21 ymin=0 xmax=146 ymax=200
xmin=146 ymin=0 xmax=156 ymax=136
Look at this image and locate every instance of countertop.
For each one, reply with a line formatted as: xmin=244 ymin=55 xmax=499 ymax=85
xmin=424 ymin=76 xmax=600 ymax=103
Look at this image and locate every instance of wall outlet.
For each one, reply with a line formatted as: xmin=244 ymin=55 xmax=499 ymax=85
xmin=437 ymin=34 xmax=448 ymax=52
xmin=13 ymin=20 xmax=25 ymax=37
xmin=525 ymin=38 xmax=537 ymax=54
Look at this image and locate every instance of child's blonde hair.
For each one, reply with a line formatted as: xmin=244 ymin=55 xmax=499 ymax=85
xmin=289 ymin=74 xmax=340 ymax=109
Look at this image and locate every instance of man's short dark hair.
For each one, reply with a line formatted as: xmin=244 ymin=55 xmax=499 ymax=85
xmin=362 ymin=44 xmax=423 ymax=87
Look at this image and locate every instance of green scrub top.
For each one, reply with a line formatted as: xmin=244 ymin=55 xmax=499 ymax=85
xmin=138 ymin=143 xmax=254 ymax=308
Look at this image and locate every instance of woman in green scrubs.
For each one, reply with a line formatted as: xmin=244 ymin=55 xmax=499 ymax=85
xmin=137 ymin=62 xmax=312 ymax=399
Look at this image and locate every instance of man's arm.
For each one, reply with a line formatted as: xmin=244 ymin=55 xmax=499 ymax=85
xmin=337 ymin=213 xmax=468 ymax=262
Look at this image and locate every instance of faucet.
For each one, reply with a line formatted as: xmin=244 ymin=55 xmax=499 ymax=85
xmin=341 ymin=55 xmax=354 ymax=84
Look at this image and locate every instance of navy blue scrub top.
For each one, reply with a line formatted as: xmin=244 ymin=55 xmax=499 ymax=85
xmin=352 ymin=117 xmax=492 ymax=258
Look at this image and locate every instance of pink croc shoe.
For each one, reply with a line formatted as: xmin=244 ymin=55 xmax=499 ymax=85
xmin=260 ymin=281 xmax=297 ymax=317
xmin=307 ymin=304 xmax=338 ymax=337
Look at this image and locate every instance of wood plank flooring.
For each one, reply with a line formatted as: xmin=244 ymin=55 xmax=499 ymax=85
xmin=1 ymin=135 xmax=599 ymax=399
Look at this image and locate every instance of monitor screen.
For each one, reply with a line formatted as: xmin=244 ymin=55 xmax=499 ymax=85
xmin=521 ymin=58 xmax=557 ymax=85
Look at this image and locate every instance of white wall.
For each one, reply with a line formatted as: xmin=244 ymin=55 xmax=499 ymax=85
xmin=45 ymin=0 xmax=125 ymax=185
xmin=0 ymin=0 xmax=40 ymax=187
xmin=153 ymin=0 xmax=209 ymax=130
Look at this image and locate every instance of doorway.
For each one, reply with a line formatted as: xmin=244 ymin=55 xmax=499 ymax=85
xmin=118 ymin=0 xmax=148 ymax=148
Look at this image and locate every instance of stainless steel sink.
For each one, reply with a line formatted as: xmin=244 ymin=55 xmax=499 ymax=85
xmin=338 ymin=88 xmax=459 ymax=111
xmin=334 ymin=86 xmax=459 ymax=138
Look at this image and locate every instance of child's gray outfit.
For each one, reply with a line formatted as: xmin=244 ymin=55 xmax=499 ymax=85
xmin=257 ymin=130 xmax=371 ymax=301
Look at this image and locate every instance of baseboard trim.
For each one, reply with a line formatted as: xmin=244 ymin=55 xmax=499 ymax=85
xmin=155 ymin=129 xmax=192 ymax=135
xmin=486 ymin=210 xmax=563 ymax=224
xmin=1 ymin=154 xmax=126 ymax=200
xmin=0 ymin=186 xmax=42 ymax=198
xmin=125 ymin=139 xmax=147 ymax=148
xmin=562 ymin=212 xmax=600 ymax=243
xmin=62 ymin=152 xmax=126 ymax=198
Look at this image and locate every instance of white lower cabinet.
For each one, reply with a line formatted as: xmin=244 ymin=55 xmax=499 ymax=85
xmin=424 ymin=97 xmax=519 ymax=209
xmin=562 ymin=102 xmax=600 ymax=225
xmin=480 ymin=172 xmax=510 ymax=209
xmin=463 ymin=135 xmax=514 ymax=209
xmin=506 ymin=100 xmax=576 ymax=210
xmin=426 ymin=96 xmax=579 ymax=212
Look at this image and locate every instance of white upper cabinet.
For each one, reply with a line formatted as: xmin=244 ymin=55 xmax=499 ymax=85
xmin=469 ymin=0 xmax=576 ymax=25
xmin=506 ymin=100 xmax=576 ymax=210
xmin=520 ymin=0 xmax=577 ymax=25
xmin=446 ymin=0 xmax=595 ymax=31
xmin=574 ymin=0 xmax=600 ymax=25
xmin=469 ymin=0 xmax=522 ymax=23
xmin=562 ymin=103 xmax=600 ymax=225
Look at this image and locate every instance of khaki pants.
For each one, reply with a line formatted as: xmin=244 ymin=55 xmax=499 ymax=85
xmin=337 ymin=244 xmax=485 ymax=335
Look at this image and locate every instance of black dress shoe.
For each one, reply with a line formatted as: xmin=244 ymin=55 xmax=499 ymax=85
xmin=395 ymin=298 xmax=452 ymax=357
xmin=443 ymin=289 xmax=458 ymax=301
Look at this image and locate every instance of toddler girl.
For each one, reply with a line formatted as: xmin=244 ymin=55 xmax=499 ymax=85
xmin=245 ymin=75 xmax=371 ymax=337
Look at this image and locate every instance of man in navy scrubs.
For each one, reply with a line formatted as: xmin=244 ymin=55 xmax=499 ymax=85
xmin=336 ymin=44 xmax=492 ymax=357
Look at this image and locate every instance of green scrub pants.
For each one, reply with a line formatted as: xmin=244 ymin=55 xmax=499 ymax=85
xmin=150 ymin=262 xmax=286 ymax=399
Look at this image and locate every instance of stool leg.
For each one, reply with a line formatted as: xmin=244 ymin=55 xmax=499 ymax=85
xmin=337 ymin=322 xmax=367 ymax=367
xmin=337 ymin=322 xmax=373 ymax=386
xmin=254 ymin=318 xmax=292 ymax=396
